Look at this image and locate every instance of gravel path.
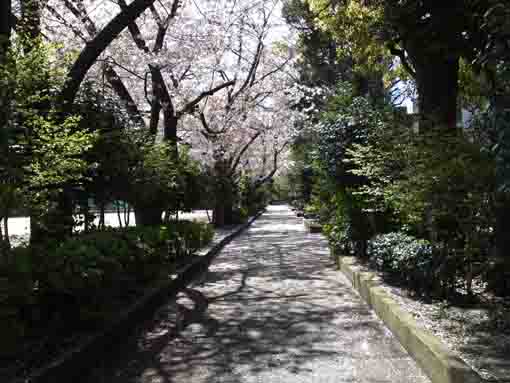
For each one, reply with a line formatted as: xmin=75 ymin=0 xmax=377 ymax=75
xmin=84 ymin=205 xmax=430 ymax=383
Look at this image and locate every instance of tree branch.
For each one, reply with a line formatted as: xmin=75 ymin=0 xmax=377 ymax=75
xmin=254 ymin=141 xmax=289 ymax=188
xmin=387 ymin=43 xmax=416 ymax=78
xmin=177 ymin=80 xmax=236 ymax=118
xmin=198 ymin=111 xmax=227 ymax=136
xmin=46 ymin=4 xmax=88 ymax=42
xmin=153 ymin=0 xmax=181 ymax=53
xmin=118 ymin=0 xmax=151 ymax=53
xmin=63 ymin=0 xmax=96 ymax=36
xmin=60 ymin=0 xmax=159 ymax=109
xmin=229 ymin=132 xmax=261 ymax=175
xmin=58 ymin=0 xmax=144 ymax=126
xmin=252 ymin=57 xmax=292 ymax=86
xmin=230 ymin=40 xmax=264 ymax=103
xmin=149 ymin=64 xmax=179 ymax=140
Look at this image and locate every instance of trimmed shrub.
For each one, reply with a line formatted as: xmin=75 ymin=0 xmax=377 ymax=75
xmin=368 ymin=232 xmax=437 ymax=295
xmin=0 ymin=220 xmax=214 ymax=355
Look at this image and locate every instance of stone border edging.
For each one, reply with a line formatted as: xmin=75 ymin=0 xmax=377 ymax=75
xmin=336 ymin=255 xmax=483 ymax=383
xmin=303 ymin=218 xmax=323 ymax=233
xmin=13 ymin=210 xmax=265 ymax=383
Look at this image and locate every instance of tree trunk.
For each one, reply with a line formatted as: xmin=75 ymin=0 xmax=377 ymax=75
xmin=493 ymin=92 xmax=510 ymax=263
xmin=212 ymin=203 xmax=225 ymax=227
xmin=2 ymin=214 xmax=10 ymax=253
xmin=1 ymin=0 xmax=11 ymax=148
xmin=134 ymin=206 xmax=163 ymax=226
xmin=99 ymin=201 xmax=105 ymax=230
xmin=213 ymin=198 xmax=234 ymax=227
xmin=164 ymin=113 xmax=178 ymax=147
xmin=212 ymin=159 xmax=235 ymax=227
xmin=116 ymin=202 xmax=123 ymax=228
xmin=0 ymin=0 xmax=10 ymax=64
xmin=124 ymin=204 xmax=130 ymax=226
xmin=408 ymin=46 xmax=460 ymax=129
xmin=103 ymin=66 xmax=145 ymax=127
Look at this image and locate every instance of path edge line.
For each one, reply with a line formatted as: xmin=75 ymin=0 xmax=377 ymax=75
xmin=13 ymin=210 xmax=265 ymax=383
xmin=336 ymin=255 xmax=483 ymax=383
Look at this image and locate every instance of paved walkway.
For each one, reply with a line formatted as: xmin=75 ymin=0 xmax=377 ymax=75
xmin=86 ymin=205 xmax=430 ymax=383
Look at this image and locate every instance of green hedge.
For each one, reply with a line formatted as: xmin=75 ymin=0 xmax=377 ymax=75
xmin=366 ymin=232 xmax=469 ymax=297
xmin=0 ymin=221 xmax=214 ymax=354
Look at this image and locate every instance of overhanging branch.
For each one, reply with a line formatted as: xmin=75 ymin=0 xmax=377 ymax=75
xmin=254 ymin=141 xmax=289 ymax=188
xmin=177 ymin=80 xmax=236 ymax=118
xmin=388 ymin=43 xmax=416 ymax=78
xmin=229 ymin=132 xmax=261 ymax=175
xmin=60 ymin=0 xmax=158 ymax=110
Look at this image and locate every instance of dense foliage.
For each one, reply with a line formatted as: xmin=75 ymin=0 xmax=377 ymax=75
xmin=1 ymin=0 xmax=287 ymax=367
xmin=289 ymin=79 xmax=508 ymax=299
xmin=0 ymin=220 xmax=213 ymax=355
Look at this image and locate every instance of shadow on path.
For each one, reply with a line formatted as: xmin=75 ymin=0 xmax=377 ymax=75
xmin=84 ymin=206 xmax=429 ymax=383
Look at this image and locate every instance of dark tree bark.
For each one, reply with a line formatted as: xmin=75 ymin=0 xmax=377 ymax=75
xmin=149 ymin=79 xmax=162 ymax=136
xmin=0 ymin=0 xmax=10 ymax=63
xmin=212 ymin=159 xmax=235 ymax=227
xmin=59 ymin=0 xmax=145 ymax=126
xmin=134 ymin=206 xmax=163 ymax=226
xmin=149 ymin=65 xmax=177 ymax=144
xmin=384 ymin=2 xmax=477 ymax=129
xmin=0 ymin=0 xmax=12 ymax=135
xmin=493 ymin=93 xmax=510 ymax=265
xmin=60 ymin=0 xmax=158 ymax=110
xmin=388 ymin=37 xmax=461 ymax=130
xmin=103 ymin=65 xmax=145 ymax=126
xmin=411 ymin=50 xmax=460 ymax=129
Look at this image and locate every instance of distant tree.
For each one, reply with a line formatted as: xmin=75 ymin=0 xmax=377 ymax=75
xmin=310 ymin=0 xmax=492 ymax=128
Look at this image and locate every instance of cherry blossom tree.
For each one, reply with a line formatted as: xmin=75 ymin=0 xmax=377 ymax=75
xmin=10 ymin=0 xmax=298 ymax=226
xmin=178 ymin=2 xmax=297 ymax=225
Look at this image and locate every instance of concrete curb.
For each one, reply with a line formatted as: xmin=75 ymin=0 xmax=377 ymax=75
xmin=303 ymin=218 xmax=322 ymax=233
xmin=336 ymin=255 xmax=483 ymax=383
xmin=13 ymin=210 xmax=264 ymax=383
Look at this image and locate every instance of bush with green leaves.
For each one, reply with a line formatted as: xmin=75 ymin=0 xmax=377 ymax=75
xmin=367 ymin=232 xmax=437 ymax=295
xmin=367 ymin=232 xmax=486 ymax=297
xmin=125 ymin=220 xmax=214 ymax=259
xmin=297 ymin=80 xmax=502 ymax=298
xmin=348 ymin=121 xmax=497 ymax=259
xmin=85 ymin=128 xmax=202 ymax=226
xmin=307 ymin=82 xmax=396 ymax=256
xmin=238 ymin=174 xmax=270 ymax=217
xmin=0 ymin=220 xmax=214 ymax=355
xmin=0 ymin=38 xmax=97 ymax=247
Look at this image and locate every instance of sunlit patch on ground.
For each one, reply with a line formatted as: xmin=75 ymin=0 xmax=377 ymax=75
xmin=84 ymin=205 xmax=430 ymax=383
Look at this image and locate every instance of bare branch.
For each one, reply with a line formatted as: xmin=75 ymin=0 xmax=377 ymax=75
xmin=149 ymin=4 xmax=163 ymax=25
xmin=198 ymin=111 xmax=227 ymax=136
xmin=153 ymin=0 xmax=181 ymax=53
xmin=230 ymin=39 xmax=264 ymax=102
xmin=177 ymin=80 xmax=236 ymax=118
xmin=387 ymin=43 xmax=416 ymax=78
xmin=101 ymin=57 xmax=145 ymax=80
xmin=252 ymin=57 xmax=292 ymax=86
xmin=60 ymin=0 xmax=159 ymax=109
xmin=179 ymin=64 xmax=192 ymax=81
xmin=253 ymin=141 xmax=289 ymax=188
xmin=45 ymin=4 xmax=88 ymax=42
xmin=144 ymin=71 xmax=152 ymax=106
xmin=230 ymin=132 xmax=262 ymax=175
xmin=118 ymin=0 xmax=151 ymax=53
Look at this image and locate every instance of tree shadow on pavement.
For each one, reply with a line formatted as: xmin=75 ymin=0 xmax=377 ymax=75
xmin=82 ymin=207 xmax=415 ymax=383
